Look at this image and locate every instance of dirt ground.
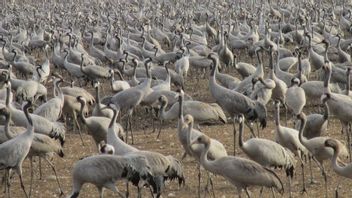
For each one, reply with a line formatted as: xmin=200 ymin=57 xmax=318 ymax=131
xmin=3 ymin=56 xmax=352 ymax=198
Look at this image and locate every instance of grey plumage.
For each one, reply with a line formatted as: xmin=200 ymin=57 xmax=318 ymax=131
xmin=5 ymin=81 xmax=65 ymax=145
xmin=68 ymin=154 xmax=152 ymax=198
xmin=0 ymin=100 xmax=34 ymax=198
xmin=191 ymin=134 xmax=284 ymax=196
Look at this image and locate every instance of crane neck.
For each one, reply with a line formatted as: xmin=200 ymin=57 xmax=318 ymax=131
xmin=298 ymin=116 xmax=309 ymax=147
xmin=199 ymin=140 xmax=212 ymax=172
xmin=186 ymin=119 xmax=193 ymax=147
xmin=79 ymin=100 xmax=87 ymax=125
xmin=346 ymin=70 xmax=350 ymax=96
xmin=323 ymin=65 xmax=332 ymax=94
xmin=274 ymin=104 xmax=281 ymax=127
xmin=95 ymin=85 xmax=100 ymax=104
xmin=330 ymin=143 xmax=343 ymax=175
xmin=5 ymin=84 xmax=11 ymax=107
xmin=238 ymin=119 xmax=245 ymax=148
xmin=323 ymin=102 xmax=329 ymax=120
xmin=4 ymin=111 xmax=14 ymax=139
xmin=159 ymin=99 xmax=169 ymax=120
xmin=109 ymin=108 xmax=118 ymax=129
xmin=23 ymin=102 xmax=34 ymax=134
xmin=178 ymin=93 xmax=184 ymax=122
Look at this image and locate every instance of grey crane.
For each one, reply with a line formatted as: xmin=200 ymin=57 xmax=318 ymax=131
xmin=106 ymin=104 xmax=185 ymax=198
xmin=111 ymin=58 xmax=153 ymax=144
xmin=325 ymin=139 xmax=352 ymax=197
xmin=297 ymin=112 xmax=349 ymax=198
xmin=191 ymin=134 xmax=284 ymax=197
xmin=250 ymin=77 xmax=276 ymax=105
xmin=208 ymin=53 xmax=267 ymax=154
xmin=285 ymin=77 xmax=306 ymax=116
xmin=68 ymin=154 xmax=151 ymax=198
xmin=77 ymin=96 xmax=124 ymax=148
xmin=182 ymin=113 xmax=227 ymax=197
xmin=5 ymin=81 xmax=65 ymax=145
xmin=321 ymin=61 xmax=352 ymax=157
xmin=157 ymin=93 xmax=226 ymax=138
xmin=234 ymin=47 xmax=264 ymax=95
xmin=274 ymin=100 xmax=308 ymax=192
xmin=268 ymin=47 xmax=288 ymax=124
xmin=61 ymin=82 xmax=95 ymax=105
xmin=80 ymin=54 xmax=112 ymax=84
xmin=295 ymin=97 xmax=329 ymax=139
xmin=92 ymin=82 xmax=113 ymax=119
xmin=0 ymin=106 xmax=64 ymax=197
xmin=33 ymin=78 xmax=64 ymax=122
xmin=109 ymin=69 xmax=130 ymax=93
xmin=0 ymin=100 xmax=33 ymax=198
xmin=233 ymin=54 xmax=256 ymax=79
xmin=237 ymin=114 xmax=296 ymax=197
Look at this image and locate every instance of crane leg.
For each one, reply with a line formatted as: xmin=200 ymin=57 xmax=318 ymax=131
xmin=17 ymin=169 xmax=29 ymax=198
xmin=73 ymin=111 xmax=85 ymax=146
xmin=157 ymin=120 xmax=163 ymax=139
xmin=308 ymin=156 xmax=318 ymax=184
xmin=137 ymin=187 xmax=142 ymax=198
xmin=97 ymin=187 xmax=104 ymax=198
xmin=128 ymin=114 xmax=134 ymax=144
xmin=29 ymin=158 xmax=34 ymax=198
xmin=125 ymin=182 xmax=129 ymax=198
xmin=39 ymin=158 xmax=42 ymax=180
xmin=244 ymin=188 xmax=251 ymax=198
xmin=6 ymin=169 xmax=11 ymax=198
xmin=288 ymin=175 xmax=292 ymax=198
xmin=125 ymin=118 xmax=129 ymax=144
xmin=181 ymin=152 xmax=187 ymax=161
xmin=300 ymin=160 xmax=307 ymax=193
xmin=335 ymin=180 xmax=341 ymax=198
xmin=322 ymin=166 xmax=327 ymax=198
xmin=233 ymin=119 xmax=237 ymax=155
xmin=348 ymin=123 xmax=351 ymax=162
xmin=44 ymin=158 xmax=64 ymax=196
xmin=244 ymin=121 xmax=256 ymax=138
xmin=198 ymin=164 xmax=201 ymax=198
xmin=271 ymin=188 xmax=276 ymax=198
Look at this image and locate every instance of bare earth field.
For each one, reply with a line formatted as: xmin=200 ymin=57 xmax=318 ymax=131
xmin=3 ymin=59 xmax=352 ymax=198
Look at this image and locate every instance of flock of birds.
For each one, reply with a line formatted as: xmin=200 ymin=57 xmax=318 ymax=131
xmin=1 ymin=0 xmax=352 ymax=197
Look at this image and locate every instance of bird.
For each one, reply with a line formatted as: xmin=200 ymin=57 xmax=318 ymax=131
xmin=92 ymin=81 xmax=113 ymax=119
xmin=5 ymin=81 xmax=66 ymax=145
xmin=190 ymin=134 xmax=284 ymax=197
xmin=0 ymin=100 xmax=34 ymax=198
xmin=285 ymin=77 xmax=306 ymax=116
xmin=175 ymin=47 xmax=190 ymax=78
xmin=250 ymin=77 xmax=276 ymax=105
xmin=274 ymin=100 xmax=308 ymax=192
xmin=208 ymin=53 xmax=267 ymax=154
xmin=297 ymin=112 xmax=349 ymax=197
xmin=295 ymin=96 xmax=329 ymax=139
xmin=325 ymin=138 xmax=352 ymax=196
xmin=325 ymin=140 xmax=352 ymax=176
xmin=237 ymin=114 xmax=296 ymax=196
xmin=182 ymin=113 xmax=227 ymax=197
xmin=67 ymin=154 xmax=152 ymax=198
xmin=111 ymin=58 xmax=152 ymax=144
xmin=105 ymin=104 xmax=185 ymax=198
xmin=233 ymin=54 xmax=256 ymax=79
xmin=76 ymin=96 xmax=124 ymax=148
xmin=157 ymin=92 xmax=226 ymax=138
xmin=33 ymin=77 xmax=64 ymax=122
xmin=79 ymin=54 xmax=112 ymax=84
xmin=109 ymin=69 xmax=130 ymax=93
